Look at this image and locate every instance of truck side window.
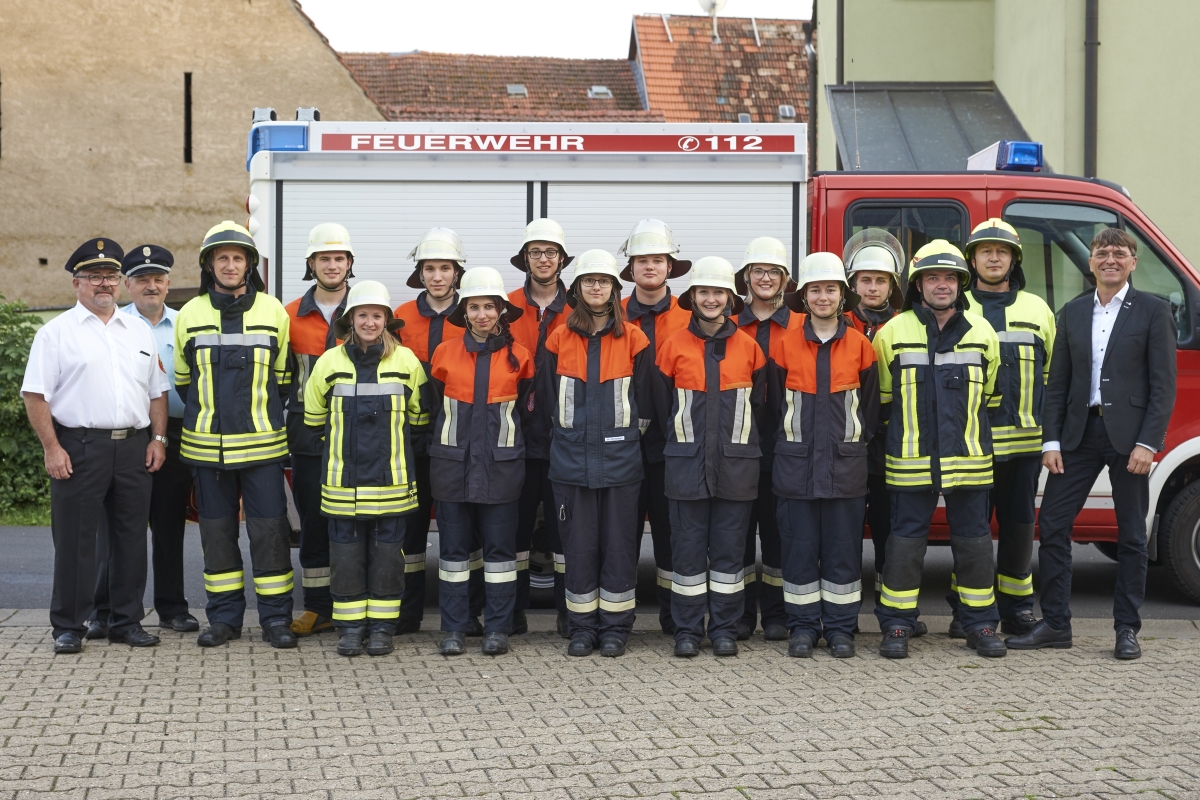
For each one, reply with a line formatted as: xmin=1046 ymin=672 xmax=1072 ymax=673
xmin=846 ymin=204 xmax=967 ymax=265
xmin=1004 ymin=201 xmax=1188 ymax=340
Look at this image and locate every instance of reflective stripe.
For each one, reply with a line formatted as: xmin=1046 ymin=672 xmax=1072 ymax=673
xmin=996 ymin=330 xmax=1036 ymax=344
xmin=655 ymin=567 xmax=673 ymax=588
xmin=193 ymin=333 xmax=273 ymax=347
xmin=553 ymin=552 xmax=566 ymax=573
xmin=731 ymin=387 xmax=752 ymax=444
xmin=484 ymin=561 xmax=518 ymax=583
xmin=254 ymin=571 xmax=294 ymax=596
xmin=566 ymin=589 xmax=599 ymax=612
xmin=783 ymin=580 xmax=820 ymax=606
xmin=439 ymin=559 xmax=471 ymax=582
xmin=366 ymin=599 xmax=401 ymax=619
xmin=599 ymin=588 xmax=636 ymax=612
xmin=880 ymin=584 xmax=919 ymax=609
xmin=332 ymin=600 xmax=368 ymax=621
xmin=204 ymin=570 xmax=244 ymax=594
xmin=874 ymin=576 xmax=882 ymax=593
xmin=1016 ymin=343 xmax=1037 ymax=429
xmin=997 ymin=573 xmax=1034 ymax=597
xmin=302 ymin=567 xmax=330 ymax=588
xmin=613 ymin=377 xmax=631 ymax=429
xmin=899 ymin=366 xmax=920 ymax=459
xmin=326 ymin=396 xmax=346 ymax=486
xmin=558 ymin=376 xmax=575 ymax=428
xmin=964 ymin=365 xmax=984 ymax=457
xmin=820 ymin=579 xmax=862 ymax=605
xmin=332 ymin=383 xmax=405 ymax=397
xmin=843 ymin=388 xmax=862 ymax=442
xmin=469 ymin=549 xmax=483 ymax=570
xmin=515 ymin=550 xmax=530 ymax=570
xmin=933 ymin=351 xmax=982 ymax=366
xmin=404 ymin=552 xmax=427 ymax=573
xmin=958 ymin=584 xmax=996 ymax=608
xmin=709 ymin=569 xmax=746 ymax=594
xmin=498 ymin=400 xmax=517 ymax=447
xmin=743 ymin=571 xmax=757 ymax=585
xmin=440 ymin=397 xmax=458 ymax=446
xmin=673 ymin=388 xmax=694 ymax=443
xmin=783 ymin=389 xmax=803 ymax=442
xmin=761 ymin=565 xmax=784 ymax=587
xmin=672 ymin=571 xmax=707 ymax=596
xmin=897 ymin=352 xmax=928 ymax=366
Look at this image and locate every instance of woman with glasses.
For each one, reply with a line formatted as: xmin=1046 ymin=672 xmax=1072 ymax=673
xmin=543 ymin=250 xmax=654 ymax=658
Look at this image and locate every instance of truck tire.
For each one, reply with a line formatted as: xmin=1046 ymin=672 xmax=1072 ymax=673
xmin=1158 ymin=480 xmax=1200 ymax=604
xmin=1093 ymin=542 xmax=1120 ymax=562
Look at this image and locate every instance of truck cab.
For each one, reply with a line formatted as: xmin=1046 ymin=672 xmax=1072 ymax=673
xmin=809 ymin=171 xmax=1200 ymax=602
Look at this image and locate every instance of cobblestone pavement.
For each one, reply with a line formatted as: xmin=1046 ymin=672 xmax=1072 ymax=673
xmin=2 ymin=624 xmax=1199 ymax=800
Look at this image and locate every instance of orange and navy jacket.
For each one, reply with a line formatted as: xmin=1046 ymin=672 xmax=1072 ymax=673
xmin=623 ymin=289 xmax=691 ymax=464
xmin=395 ymin=291 xmax=465 ymax=455
xmin=735 ymin=303 xmax=803 ymax=471
xmin=508 ymin=279 xmax=569 ymax=460
xmin=766 ymin=315 xmax=879 ymax=500
xmin=285 ymin=285 xmax=347 ymax=456
xmin=544 ymin=319 xmax=653 ymax=489
xmin=845 ymin=303 xmax=896 ymax=341
xmin=655 ymin=319 xmax=766 ymax=502
xmin=428 ymin=332 xmax=535 ymax=505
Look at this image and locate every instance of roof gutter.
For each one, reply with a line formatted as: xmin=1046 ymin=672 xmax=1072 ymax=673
xmin=1084 ymin=0 xmax=1099 ymax=177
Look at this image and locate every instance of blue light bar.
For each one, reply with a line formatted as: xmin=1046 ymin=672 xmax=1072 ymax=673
xmin=997 ymin=140 xmax=1042 ymax=171
xmin=246 ymin=124 xmax=308 ymax=170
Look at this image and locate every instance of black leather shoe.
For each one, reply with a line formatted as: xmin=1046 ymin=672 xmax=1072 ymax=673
xmin=337 ymin=630 xmax=365 ymax=657
xmin=556 ymin=612 xmax=570 ymax=639
xmin=54 ymin=632 xmax=82 ymax=654
xmin=510 ymin=610 xmax=528 ymax=635
xmin=599 ymin=636 xmax=625 ymax=657
xmin=482 ymin=632 xmax=509 ymax=655
xmin=567 ymin=634 xmax=593 ymax=657
xmin=1000 ymin=610 xmax=1038 ymax=636
xmin=394 ymin=619 xmax=421 ymax=635
xmin=158 ymin=614 xmax=200 ymax=633
xmin=84 ymin=619 xmax=108 ymax=640
xmin=966 ymin=627 xmax=1007 ymax=658
xmin=826 ymin=632 xmax=855 ymax=658
xmin=366 ymin=630 xmax=393 ymax=656
xmin=674 ymin=638 xmax=700 ymax=658
xmin=1115 ymin=629 xmax=1142 ymax=660
xmin=879 ymin=627 xmax=910 ymax=659
xmin=439 ymin=631 xmax=466 ymax=655
xmin=787 ymin=632 xmax=814 ymax=658
xmin=261 ymin=623 xmax=298 ymax=649
xmin=1005 ymin=620 xmax=1072 ymax=650
xmin=912 ymin=620 xmax=928 ymax=638
xmin=948 ymin=615 xmax=966 ymax=639
xmin=735 ymin=621 xmax=753 ymax=641
xmin=763 ymin=623 xmax=789 ymax=641
xmin=711 ymin=637 xmax=738 ymax=657
xmin=109 ymin=625 xmax=160 ymax=648
xmin=197 ymin=623 xmax=242 ymax=647
xmin=465 ymin=616 xmax=484 ymax=637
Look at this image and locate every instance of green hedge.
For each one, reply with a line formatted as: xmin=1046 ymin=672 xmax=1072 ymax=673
xmin=0 ymin=298 xmax=49 ymax=513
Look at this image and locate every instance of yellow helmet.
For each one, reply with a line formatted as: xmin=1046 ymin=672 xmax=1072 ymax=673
xmin=198 ymin=221 xmax=262 ymax=292
xmin=902 ymin=240 xmax=971 ymax=311
xmin=964 ymin=218 xmax=1024 ymax=289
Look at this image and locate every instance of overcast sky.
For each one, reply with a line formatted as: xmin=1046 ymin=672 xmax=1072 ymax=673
xmin=300 ymin=0 xmax=814 ymax=59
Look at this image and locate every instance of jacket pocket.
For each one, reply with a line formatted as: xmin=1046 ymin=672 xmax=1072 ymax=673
xmin=721 ymin=443 xmax=762 ymax=499
xmin=1130 ymin=395 xmax=1148 ymax=408
xmin=832 ymin=440 xmax=869 ymax=498
xmin=549 ymin=427 xmax=586 ymax=485
xmin=771 ymin=440 xmax=811 ymax=498
xmin=663 ymin=441 xmax=700 ymax=458
xmin=492 ymin=445 xmax=526 ymax=462
xmin=837 ymin=441 xmax=868 ymax=457
xmin=722 ymin=443 xmax=763 ymax=459
xmin=429 ymin=442 xmax=466 ymax=461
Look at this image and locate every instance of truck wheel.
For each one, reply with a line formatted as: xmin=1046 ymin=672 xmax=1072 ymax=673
xmin=1093 ymin=542 xmax=1119 ymax=562
xmin=1158 ymin=480 xmax=1200 ymax=604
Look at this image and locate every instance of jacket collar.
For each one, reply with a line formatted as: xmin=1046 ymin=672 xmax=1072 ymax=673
xmin=737 ymin=303 xmax=790 ymax=329
xmin=417 ymin=290 xmax=458 ymax=318
xmin=804 ymin=314 xmax=847 ymax=343
xmin=297 ymin=283 xmax=349 ymax=317
xmin=687 ymin=315 xmax=737 ymax=341
xmin=463 ymin=330 xmax=507 ymax=353
xmin=625 ymin=287 xmax=674 ymax=321
xmin=522 ymin=278 xmax=567 ymax=315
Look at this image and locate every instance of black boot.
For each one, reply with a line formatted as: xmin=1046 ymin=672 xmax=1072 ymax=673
xmin=711 ymin=637 xmax=738 ymax=657
xmin=674 ymin=638 xmax=700 ymax=658
xmin=879 ymin=627 xmax=910 ymax=659
xmin=197 ymin=622 xmax=241 ymax=648
xmin=366 ymin=630 xmax=394 ymax=656
xmin=966 ymin=626 xmax=1007 ymax=658
xmin=787 ymin=632 xmax=814 ymax=658
xmin=826 ymin=632 xmax=855 ymax=658
xmin=262 ymin=622 xmax=298 ymax=649
xmin=439 ymin=631 xmax=466 ymax=655
xmin=482 ymin=632 xmax=509 ymax=655
xmin=1006 ymin=619 xmax=1072 ymax=650
xmin=567 ymin=634 xmax=593 ymax=657
xmin=599 ymin=636 xmax=625 ymax=657
xmin=337 ymin=629 xmax=365 ymax=657
xmin=1000 ymin=610 xmax=1038 ymax=636
xmin=948 ymin=613 xmax=966 ymax=639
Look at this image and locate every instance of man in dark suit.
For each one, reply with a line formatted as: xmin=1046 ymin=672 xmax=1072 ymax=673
xmin=1008 ymin=228 xmax=1176 ymax=659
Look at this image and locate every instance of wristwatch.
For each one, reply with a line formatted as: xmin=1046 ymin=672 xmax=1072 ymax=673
xmin=153 ymin=435 xmax=169 ymax=446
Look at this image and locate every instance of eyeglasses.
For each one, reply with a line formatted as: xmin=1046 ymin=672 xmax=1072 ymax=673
xmin=527 ymin=248 xmax=560 ymax=260
xmin=748 ymin=267 xmax=783 ymax=280
xmin=78 ymin=273 xmax=121 ymax=286
xmin=1091 ymin=248 xmax=1134 ymax=262
xmin=580 ymin=277 xmax=612 ymax=289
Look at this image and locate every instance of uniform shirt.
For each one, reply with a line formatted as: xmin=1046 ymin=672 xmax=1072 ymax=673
xmin=120 ymin=302 xmax=184 ymax=418
xmin=22 ymin=302 xmax=169 ymax=429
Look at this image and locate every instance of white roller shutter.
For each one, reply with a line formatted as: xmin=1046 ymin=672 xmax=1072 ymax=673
xmin=280 ymin=181 xmax=528 ymax=306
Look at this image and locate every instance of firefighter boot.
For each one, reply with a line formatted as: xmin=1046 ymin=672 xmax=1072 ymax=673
xmin=292 ymin=611 xmax=334 ymax=637
xmin=366 ymin=629 xmax=394 ymax=656
xmin=338 ymin=627 xmax=366 ymax=657
xmin=788 ymin=632 xmax=814 ymax=658
xmin=967 ymin=626 xmax=1007 ymax=657
xmin=879 ymin=627 xmax=910 ymax=659
xmin=439 ymin=631 xmax=466 ymax=655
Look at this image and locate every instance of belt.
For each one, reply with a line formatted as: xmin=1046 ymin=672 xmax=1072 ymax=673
xmin=1088 ymin=405 xmax=1104 ymax=417
xmin=58 ymin=426 xmax=147 ymax=440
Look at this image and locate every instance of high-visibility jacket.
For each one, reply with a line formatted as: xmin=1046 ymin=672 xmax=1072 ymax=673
xmin=544 ymin=319 xmax=653 ymax=489
xmin=966 ymin=288 xmax=1056 ymax=460
xmin=736 ymin=303 xmax=802 ymax=470
xmin=396 ymin=291 xmax=465 ymax=456
xmin=303 ymin=342 xmax=428 ymax=517
xmin=845 ymin=304 xmax=896 ymax=341
xmin=623 ymin=289 xmax=690 ymax=463
xmin=428 ymin=333 xmax=535 ymax=504
xmin=508 ymin=279 xmax=569 ymax=460
xmin=767 ymin=315 xmax=879 ymax=499
xmin=873 ymin=303 xmax=1002 ymax=492
xmin=284 ymin=285 xmax=347 ymax=456
xmin=174 ymin=286 xmax=291 ymax=468
xmin=655 ymin=319 xmax=766 ymax=502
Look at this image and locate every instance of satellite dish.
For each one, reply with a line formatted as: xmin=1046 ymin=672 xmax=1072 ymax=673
xmin=698 ymin=0 xmax=727 ymax=42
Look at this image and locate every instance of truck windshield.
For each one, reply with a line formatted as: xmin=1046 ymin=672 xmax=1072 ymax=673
xmin=1004 ymin=201 xmax=1188 ymax=340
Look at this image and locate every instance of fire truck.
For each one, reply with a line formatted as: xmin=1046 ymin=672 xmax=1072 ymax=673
xmin=245 ymin=115 xmax=1200 ymax=603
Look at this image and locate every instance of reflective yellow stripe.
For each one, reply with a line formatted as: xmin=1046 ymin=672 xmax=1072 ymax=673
xmin=899 ymin=366 xmax=919 ymax=459
xmin=302 ymin=567 xmax=330 ymax=588
xmin=997 ymin=573 xmax=1033 ymax=597
xmin=673 ymin=388 xmax=694 ymax=443
xmin=499 ymin=400 xmax=518 ymax=447
xmin=599 ymin=588 xmax=636 ymax=612
xmin=438 ymin=559 xmax=471 ymax=582
xmin=440 ymin=397 xmax=458 ymax=445
xmin=731 ymin=387 xmax=752 ymax=444
xmin=404 ymin=552 xmax=427 ymax=573
xmin=195 ymin=348 xmax=216 ymax=433
xmin=204 ymin=570 xmax=244 ymax=593
xmin=332 ymin=600 xmax=367 ymax=621
xmin=783 ymin=580 xmax=820 ymax=606
xmin=964 ymin=365 xmax=984 ymax=457
xmin=958 ymin=584 xmax=995 ymax=608
xmin=783 ymin=389 xmax=802 ymax=442
xmin=655 ymin=567 xmax=673 ymax=588
xmin=254 ymin=571 xmax=294 ymax=596
xmin=327 ymin=396 xmax=345 ymax=486
xmin=558 ymin=376 xmax=574 ymax=429
xmin=880 ymin=584 xmax=919 ymax=610
xmin=566 ymin=589 xmax=599 ymax=613
xmin=366 ymin=599 xmax=401 ymax=619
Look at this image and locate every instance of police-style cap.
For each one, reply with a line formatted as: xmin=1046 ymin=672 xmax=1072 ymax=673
xmin=121 ymin=244 xmax=174 ymax=277
xmin=65 ymin=238 xmax=123 ymax=273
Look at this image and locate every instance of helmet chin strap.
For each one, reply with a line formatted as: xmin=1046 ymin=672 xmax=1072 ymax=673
xmin=315 ymin=276 xmax=347 ymax=293
xmin=976 ymin=269 xmax=1012 ymax=288
xmin=210 ymin=266 xmax=247 ymax=292
xmin=527 ymin=255 xmax=562 ymax=286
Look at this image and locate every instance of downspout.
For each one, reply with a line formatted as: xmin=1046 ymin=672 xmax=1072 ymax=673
xmin=805 ymin=15 xmax=817 ymax=177
xmin=1084 ymin=0 xmax=1099 ymax=177
xmin=836 ymin=0 xmax=845 ymax=170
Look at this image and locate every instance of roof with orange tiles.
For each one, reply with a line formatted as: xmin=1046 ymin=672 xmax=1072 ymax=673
xmin=629 ymin=14 xmax=809 ymax=124
xmin=340 ymin=51 xmax=665 ymax=122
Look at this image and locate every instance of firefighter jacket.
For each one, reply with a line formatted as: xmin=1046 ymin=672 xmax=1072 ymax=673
xmin=655 ymin=318 xmax=766 ymax=502
xmin=873 ymin=303 xmax=1002 ymax=492
xmin=543 ymin=319 xmax=654 ymax=489
xmin=766 ymin=315 xmax=879 ymax=500
xmin=174 ymin=285 xmax=291 ymax=468
xmin=284 ymin=285 xmax=347 ymax=456
xmin=508 ymin=279 xmax=568 ymax=460
xmin=623 ymin=289 xmax=690 ymax=463
xmin=966 ymin=288 xmax=1056 ymax=460
xmin=736 ymin=303 xmax=802 ymax=470
xmin=395 ymin=291 xmax=465 ymax=455
xmin=846 ymin=303 xmax=895 ymax=341
xmin=427 ymin=333 xmax=535 ymax=505
xmin=303 ymin=342 xmax=428 ymax=518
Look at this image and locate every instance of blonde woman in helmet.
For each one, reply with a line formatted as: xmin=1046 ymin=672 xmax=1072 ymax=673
xmin=770 ymin=253 xmax=879 ymax=658
xmin=286 ymin=223 xmax=355 ymax=639
xmin=303 ymin=281 xmax=427 ymax=657
xmin=617 ymin=219 xmax=692 ymax=636
xmin=428 ymin=267 xmax=535 ymax=656
xmin=655 ymin=257 xmax=766 ymax=658
xmin=732 ymin=236 xmax=801 ymax=643
xmin=543 ymin=250 xmax=655 ymax=658
xmin=392 ymin=228 xmax=469 ymax=636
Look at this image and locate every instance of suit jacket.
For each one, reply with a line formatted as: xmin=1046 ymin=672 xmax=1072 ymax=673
xmin=1042 ymin=284 xmax=1176 ymax=455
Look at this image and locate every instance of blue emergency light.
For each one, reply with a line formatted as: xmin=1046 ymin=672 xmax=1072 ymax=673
xmin=246 ymin=123 xmax=308 ymax=170
xmin=966 ymin=140 xmax=1044 ymax=172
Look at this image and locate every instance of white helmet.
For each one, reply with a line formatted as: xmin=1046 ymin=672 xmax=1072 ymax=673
xmin=566 ymin=249 xmax=623 ymax=308
xmin=332 ymin=280 xmax=401 ymax=338
xmin=448 ymin=267 xmax=524 ymax=327
xmin=406 ymin=227 xmax=466 ymax=289
xmin=736 ymin=236 xmax=796 ymax=295
xmin=303 ymin=223 xmax=355 ymax=281
xmin=618 ymin=219 xmax=692 ymax=281
xmin=843 ymin=228 xmax=904 ymax=283
xmin=510 ymin=218 xmax=573 ymax=271
xmin=785 ymin=252 xmax=860 ymax=313
xmin=679 ymin=256 xmax=744 ymax=315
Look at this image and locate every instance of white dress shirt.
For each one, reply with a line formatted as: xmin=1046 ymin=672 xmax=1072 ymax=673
xmin=120 ymin=302 xmax=184 ymax=418
xmin=22 ymin=302 xmax=169 ymax=429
